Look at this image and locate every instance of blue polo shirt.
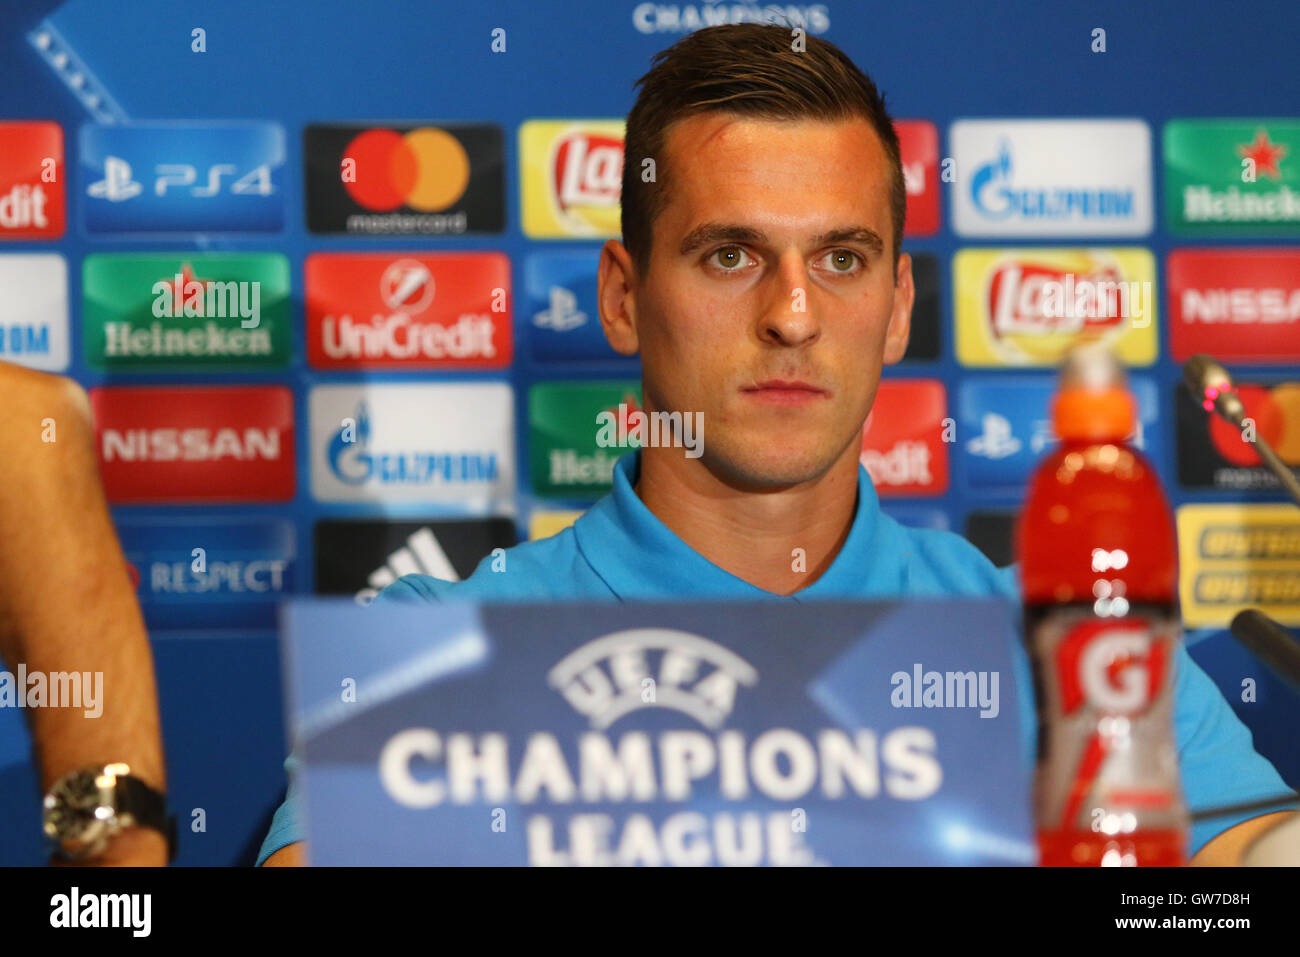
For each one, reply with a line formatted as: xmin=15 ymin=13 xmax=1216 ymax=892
xmin=257 ymin=450 xmax=1294 ymax=865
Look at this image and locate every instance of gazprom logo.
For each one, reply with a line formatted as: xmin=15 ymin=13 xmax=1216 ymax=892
xmin=327 ymin=400 xmax=499 ymax=487
xmin=548 ymin=629 xmax=759 ymax=730
xmin=970 ymin=139 xmax=1135 ymax=222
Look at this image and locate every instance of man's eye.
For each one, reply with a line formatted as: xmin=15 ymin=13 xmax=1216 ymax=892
xmin=708 ymin=245 xmax=753 ymax=270
xmin=820 ymin=249 xmax=863 ymax=274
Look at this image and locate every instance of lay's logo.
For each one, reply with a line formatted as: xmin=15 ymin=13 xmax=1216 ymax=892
xmin=954 ymin=248 xmax=1158 ymax=367
xmin=521 ymin=120 xmax=624 ymax=237
xmin=987 ymin=259 xmax=1127 ymax=339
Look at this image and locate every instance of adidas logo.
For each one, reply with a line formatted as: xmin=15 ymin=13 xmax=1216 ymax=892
xmin=357 ymin=527 xmax=460 ymax=604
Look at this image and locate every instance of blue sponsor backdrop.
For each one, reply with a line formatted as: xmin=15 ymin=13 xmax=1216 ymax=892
xmin=0 ymin=0 xmax=1296 ymax=864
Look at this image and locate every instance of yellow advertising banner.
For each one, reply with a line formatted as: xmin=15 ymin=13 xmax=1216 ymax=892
xmin=954 ymin=247 xmax=1158 ymax=367
xmin=1176 ymin=504 xmax=1300 ymax=627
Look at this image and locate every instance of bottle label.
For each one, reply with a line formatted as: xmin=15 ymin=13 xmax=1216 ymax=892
xmin=1024 ymin=602 xmax=1189 ymax=836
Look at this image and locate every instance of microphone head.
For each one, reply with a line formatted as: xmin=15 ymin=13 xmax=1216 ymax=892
xmin=1182 ymin=353 xmax=1245 ymax=425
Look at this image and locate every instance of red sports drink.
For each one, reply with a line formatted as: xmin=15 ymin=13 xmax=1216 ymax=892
xmin=1017 ymin=341 xmax=1190 ymax=866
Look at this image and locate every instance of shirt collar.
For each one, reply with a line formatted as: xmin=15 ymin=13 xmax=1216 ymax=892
xmin=572 ymin=450 xmax=908 ymax=601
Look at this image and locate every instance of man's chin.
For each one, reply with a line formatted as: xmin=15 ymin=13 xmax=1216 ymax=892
xmin=699 ymin=443 xmax=843 ymax=491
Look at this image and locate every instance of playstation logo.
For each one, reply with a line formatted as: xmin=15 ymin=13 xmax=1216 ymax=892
xmin=87 ymin=156 xmax=143 ymax=202
xmin=532 ymin=285 xmax=587 ymax=332
xmin=965 ymin=413 xmax=1022 ymax=460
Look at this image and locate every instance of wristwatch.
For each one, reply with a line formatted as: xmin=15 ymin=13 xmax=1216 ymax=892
xmin=43 ymin=763 xmax=177 ymax=862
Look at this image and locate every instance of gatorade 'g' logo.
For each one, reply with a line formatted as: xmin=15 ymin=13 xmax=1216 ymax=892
xmin=1056 ymin=619 xmax=1168 ymax=716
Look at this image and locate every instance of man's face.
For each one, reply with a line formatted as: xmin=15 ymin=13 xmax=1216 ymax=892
xmin=601 ymin=113 xmax=914 ymax=488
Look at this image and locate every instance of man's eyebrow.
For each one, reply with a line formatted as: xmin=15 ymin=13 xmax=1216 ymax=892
xmin=677 ymin=222 xmax=885 ymax=257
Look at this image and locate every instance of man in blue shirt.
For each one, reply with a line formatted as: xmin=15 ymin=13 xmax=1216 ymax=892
xmin=260 ymin=23 xmax=1294 ymax=865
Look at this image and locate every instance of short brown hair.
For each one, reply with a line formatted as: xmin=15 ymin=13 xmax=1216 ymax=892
xmin=621 ymin=23 xmax=906 ymax=278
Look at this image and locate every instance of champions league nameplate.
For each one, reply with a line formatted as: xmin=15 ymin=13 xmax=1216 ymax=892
xmin=282 ymin=598 xmax=1034 ymax=865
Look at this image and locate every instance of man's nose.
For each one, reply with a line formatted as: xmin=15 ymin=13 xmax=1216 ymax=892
xmin=758 ymin=252 xmax=821 ymax=347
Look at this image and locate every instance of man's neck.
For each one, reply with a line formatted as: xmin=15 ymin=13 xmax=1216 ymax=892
xmin=633 ymin=443 xmax=862 ymax=596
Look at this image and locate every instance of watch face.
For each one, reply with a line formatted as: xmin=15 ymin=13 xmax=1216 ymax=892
xmin=43 ymin=768 xmax=116 ymax=851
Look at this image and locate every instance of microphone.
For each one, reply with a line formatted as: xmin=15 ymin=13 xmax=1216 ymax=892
xmin=1182 ymin=353 xmax=1300 ymax=508
xmin=1231 ymin=608 xmax=1300 ymax=694
xmin=1182 ymin=353 xmax=1247 ymax=425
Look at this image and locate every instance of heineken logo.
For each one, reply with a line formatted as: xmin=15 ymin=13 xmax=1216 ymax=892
xmin=1239 ymin=129 xmax=1289 ymax=180
xmin=83 ymin=253 xmax=290 ymax=369
xmin=530 ymin=381 xmax=642 ymax=498
xmin=1165 ymin=120 xmax=1300 ymax=234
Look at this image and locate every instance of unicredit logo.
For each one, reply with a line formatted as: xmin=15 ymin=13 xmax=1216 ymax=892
xmin=306 ymin=252 xmax=511 ymax=369
xmin=342 ymin=128 xmax=470 ymax=212
xmin=0 ymin=184 xmax=51 ymax=228
xmin=860 ymin=380 xmax=949 ymax=496
xmin=0 ymin=121 xmax=65 ymax=239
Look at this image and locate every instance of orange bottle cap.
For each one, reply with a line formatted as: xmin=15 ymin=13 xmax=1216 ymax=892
xmin=1053 ymin=386 xmax=1136 ymax=441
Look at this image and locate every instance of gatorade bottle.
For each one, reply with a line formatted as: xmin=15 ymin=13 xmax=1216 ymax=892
xmin=1017 ymin=341 xmax=1190 ymax=866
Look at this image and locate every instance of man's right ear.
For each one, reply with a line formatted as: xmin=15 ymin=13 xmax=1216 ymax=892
xmin=596 ymin=240 xmax=641 ymax=356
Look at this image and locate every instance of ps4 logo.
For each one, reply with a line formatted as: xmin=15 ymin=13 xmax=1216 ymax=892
xmin=532 ymin=285 xmax=588 ymax=332
xmin=88 ymin=155 xmax=275 ymax=202
xmin=965 ymin=413 xmax=1022 ymax=460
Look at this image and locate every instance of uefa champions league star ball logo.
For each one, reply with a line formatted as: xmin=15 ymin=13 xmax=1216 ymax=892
xmin=547 ymin=629 xmax=759 ymax=730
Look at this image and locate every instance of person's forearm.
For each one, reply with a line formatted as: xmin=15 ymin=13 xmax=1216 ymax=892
xmin=0 ymin=367 xmax=167 ymax=862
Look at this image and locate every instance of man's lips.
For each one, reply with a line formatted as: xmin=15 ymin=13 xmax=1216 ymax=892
xmin=742 ymin=380 xmax=830 ymax=404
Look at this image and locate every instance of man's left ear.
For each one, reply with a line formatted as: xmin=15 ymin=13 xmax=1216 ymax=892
xmin=882 ymin=252 xmax=914 ymax=365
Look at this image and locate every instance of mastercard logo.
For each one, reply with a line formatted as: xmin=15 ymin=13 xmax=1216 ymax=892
xmin=1208 ymin=382 xmax=1300 ymax=467
xmin=341 ymin=127 xmax=470 ymax=212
